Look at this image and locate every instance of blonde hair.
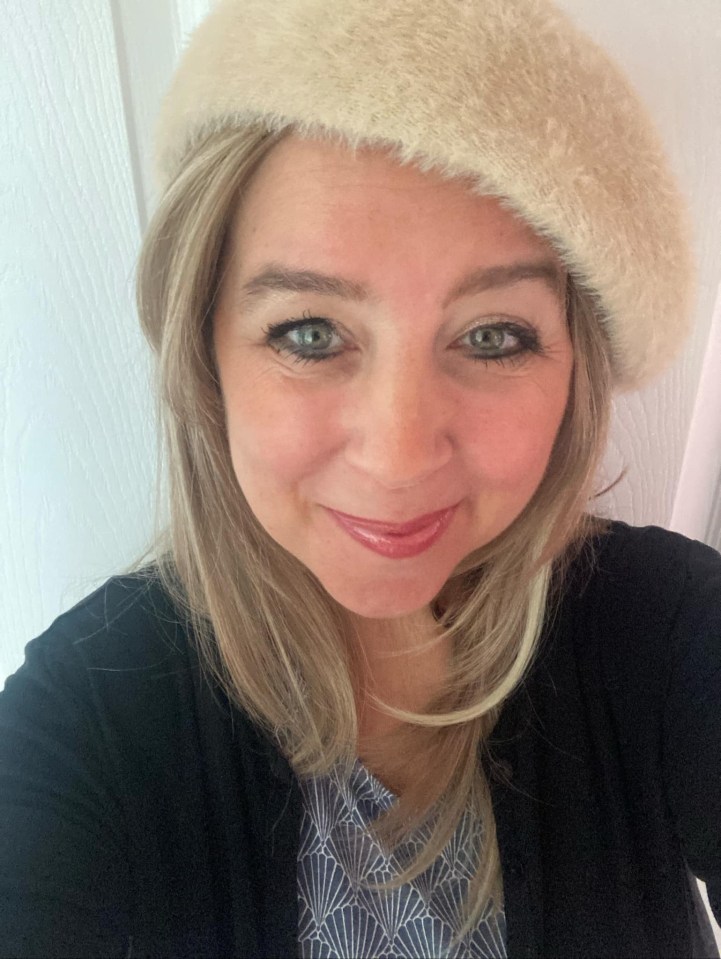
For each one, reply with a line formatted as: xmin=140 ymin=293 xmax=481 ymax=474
xmin=135 ymin=122 xmax=615 ymax=942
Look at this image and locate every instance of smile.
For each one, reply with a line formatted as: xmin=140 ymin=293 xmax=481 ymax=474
xmin=324 ymin=505 xmax=458 ymax=559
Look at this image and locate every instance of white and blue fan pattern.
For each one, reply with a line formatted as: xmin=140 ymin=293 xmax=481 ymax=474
xmin=297 ymin=759 xmax=507 ymax=958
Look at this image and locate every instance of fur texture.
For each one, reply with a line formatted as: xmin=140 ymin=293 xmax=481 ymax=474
xmin=155 ymin=0 xmax=696 ymax=391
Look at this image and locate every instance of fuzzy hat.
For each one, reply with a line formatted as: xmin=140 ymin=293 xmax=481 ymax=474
xmin=155 ymin=0 xmax=696 ymax=392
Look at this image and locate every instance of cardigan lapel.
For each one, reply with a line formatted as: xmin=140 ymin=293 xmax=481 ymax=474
xmin=484 ymin=689 xmax=544 ymax=958
xmin=202 ymin=660 xmax=544 ymax=959
xmin=252 ymin=729 xmax=303 ymax=958
xmin=190 ymin=645 xmax=301 ymax=958
xmin=245 ymin=701 xmax=545 ymax=959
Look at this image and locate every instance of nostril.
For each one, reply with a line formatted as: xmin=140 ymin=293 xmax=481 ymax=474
xmin=345 ymin=434 xmax=453 ymax=491
xmin=342 ymin=373 xmax=454 ymax=486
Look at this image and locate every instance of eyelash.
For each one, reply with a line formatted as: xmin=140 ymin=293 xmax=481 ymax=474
xmin=261 ymin=310 xmax=545 ymax=368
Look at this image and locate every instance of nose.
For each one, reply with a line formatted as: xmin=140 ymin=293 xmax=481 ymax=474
xmin=343 ymin=355 xmax=454 ymax=489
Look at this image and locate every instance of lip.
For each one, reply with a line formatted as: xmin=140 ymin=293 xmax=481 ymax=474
xmin=324 ymin=504 xmax=459 ymax=559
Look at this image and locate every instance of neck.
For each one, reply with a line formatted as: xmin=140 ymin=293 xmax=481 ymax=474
xmin=349 ymin=606 xmax=450 ymax=745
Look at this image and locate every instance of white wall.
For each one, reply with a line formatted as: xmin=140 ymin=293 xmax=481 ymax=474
xmin=553 ymin=0 xmax=721 ymax=550
xmin=1 ymin=0 xmax=720 ymax=947
xmin=2 ymin=0 xmax=154 ymax=677
xmin=1 ymin=0 xmax=213 ymax=682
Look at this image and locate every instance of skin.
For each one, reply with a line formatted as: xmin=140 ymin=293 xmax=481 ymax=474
xmin=213 ymin=135 xmax=573 ymax=730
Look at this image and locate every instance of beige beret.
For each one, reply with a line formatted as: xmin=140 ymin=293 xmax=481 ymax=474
xmin=155 ymin=0 xmax=696 ymax=392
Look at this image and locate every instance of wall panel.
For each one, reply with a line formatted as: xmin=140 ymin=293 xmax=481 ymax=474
xmin=1 ymin=0 xmax=153 ymax=678
xmin=553 ymin=0 xmax=721 ymax=542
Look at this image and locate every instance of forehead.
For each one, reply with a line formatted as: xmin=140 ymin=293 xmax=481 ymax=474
xmin=227 ymin=134 xmax=566 ymax=298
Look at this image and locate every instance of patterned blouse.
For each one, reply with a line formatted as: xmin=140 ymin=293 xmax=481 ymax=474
xmin=297 ymin=759 xmax=507 ymax=958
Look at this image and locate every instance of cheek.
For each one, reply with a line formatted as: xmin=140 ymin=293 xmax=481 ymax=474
xmin=461 ymin=390 xmax=567 ymax=489
xmin=224 ymin=376 xmax=339 ymax=490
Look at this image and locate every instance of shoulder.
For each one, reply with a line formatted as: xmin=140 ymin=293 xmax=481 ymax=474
xmin=555 ymin=518 xmax=721 ymax=689
xmin=1 ymin=569 xmax=201 ymax=737
xmin=594 ymin=517 xmax=720 ymax=568
xmin=592 ymin=520 xmax=721 ymax=575
xmin=41 ymin=567 xmax=185 ymax=653
xmin=571 ymin=517 xmax=721 ymax=613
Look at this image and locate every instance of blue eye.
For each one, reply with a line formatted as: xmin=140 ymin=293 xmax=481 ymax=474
xmin=263 ymin=313 xmax=342 ymax=363
xmin=262 ymin=313 xmax=544 ymax=367
xmin=459 ymin=321 xmax=543 ymax=365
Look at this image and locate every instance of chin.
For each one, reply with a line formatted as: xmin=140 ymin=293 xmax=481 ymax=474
xmin=318 ymin=571 xmax=447 ymax=621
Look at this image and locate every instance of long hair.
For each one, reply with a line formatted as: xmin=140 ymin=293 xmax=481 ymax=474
xmin=134 ymin=122 xmax=615 ymax=941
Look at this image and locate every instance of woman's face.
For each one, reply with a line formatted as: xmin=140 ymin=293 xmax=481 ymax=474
xmin=213 ymin=135 xmax=573 ymax=620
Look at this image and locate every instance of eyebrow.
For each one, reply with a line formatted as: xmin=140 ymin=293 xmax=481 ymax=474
xmin=238 ymin=259 xmax=565 ymax=309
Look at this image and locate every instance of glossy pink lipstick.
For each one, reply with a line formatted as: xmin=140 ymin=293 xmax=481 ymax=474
xmin=325 ymin=505 xmax=458 ymax=559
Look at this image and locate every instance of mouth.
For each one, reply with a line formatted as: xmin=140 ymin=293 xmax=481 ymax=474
xmin=324 ymin=504 xmax=459 ymax=559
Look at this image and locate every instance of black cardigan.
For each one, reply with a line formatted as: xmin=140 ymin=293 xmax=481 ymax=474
xmin=1 ymin=521 xmax=720 ymax=958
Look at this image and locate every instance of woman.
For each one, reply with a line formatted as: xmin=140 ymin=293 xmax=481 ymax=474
xmin=1 ymin=0 xmax=719 ymax=956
